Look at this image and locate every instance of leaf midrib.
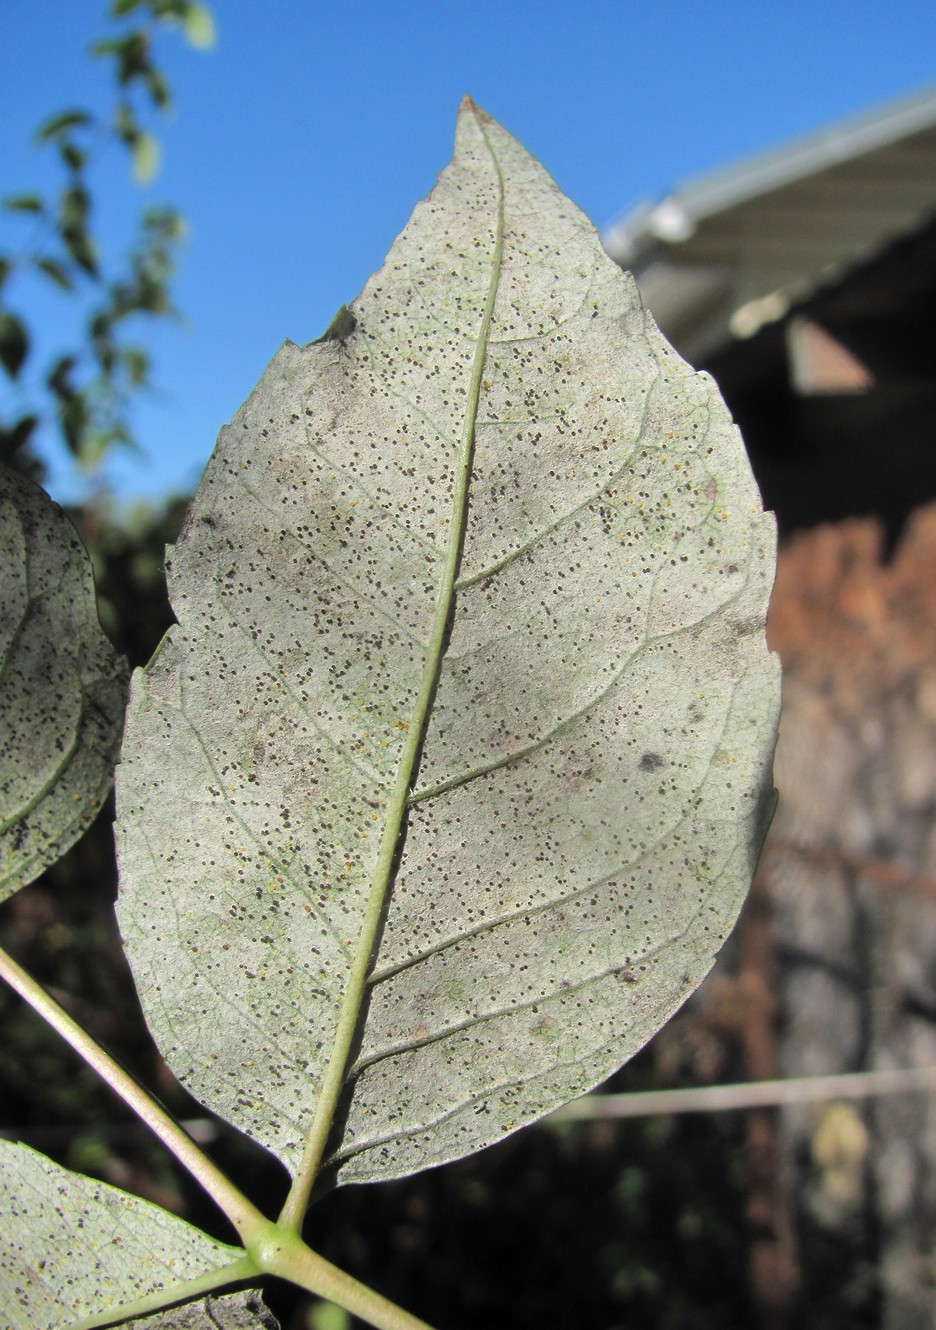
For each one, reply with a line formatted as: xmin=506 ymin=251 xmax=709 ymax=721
xmin=277 ymin=109 xmax=506 ymax=1228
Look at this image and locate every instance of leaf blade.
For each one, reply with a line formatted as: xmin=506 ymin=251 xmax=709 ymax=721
xmin=0 ymin=467 xmax=128 ymax=898
xmin=0 ymin=1140 xmax=244 ymax=1328
xmin=116 ymin=99 xmax=779 ymax=1190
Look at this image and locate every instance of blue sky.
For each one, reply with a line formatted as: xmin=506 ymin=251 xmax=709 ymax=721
xmin=3 ymin=1 xmax=935 ymax=507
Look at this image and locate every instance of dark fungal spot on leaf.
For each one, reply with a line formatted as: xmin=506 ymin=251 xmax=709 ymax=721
xmin=638 ymin=751 xmax=664 ymax=772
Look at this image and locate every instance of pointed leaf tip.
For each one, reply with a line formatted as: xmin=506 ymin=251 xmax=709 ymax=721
xmin=459 ymin=94 xmax=494 ymax=126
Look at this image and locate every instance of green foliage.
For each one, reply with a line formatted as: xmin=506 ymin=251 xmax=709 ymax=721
xmin=0 ymin=101 xmax=779 ymax=1330
xmin=0 ymin=3 xmax=213 ymax=478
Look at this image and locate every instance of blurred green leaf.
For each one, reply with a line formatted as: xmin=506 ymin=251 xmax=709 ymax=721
xmin=0 ymin=415 xmax=40 ymax=474
xmin=114 ymin=31 xmax=152 ymax=85
xmin=34 ymin=109 xmax=92 ymax=142
xmin=90 ymin=311 xmax=113 ymax=341
xmin=2 ymin=195 xmax=44 ymax=215
xmin=63 ymin=230 xmax=98 ymax=276
xmin=66 ymin=1133 xmax=111 ymax=1178
xmin=46 ymin=355 xmax=77 ymax=395
xmin=96 ymin=338 xmax=119 ymax=376
xmin=59 ymin=140 xmax=86 ymax=172
xmin=82 ymin=424 xmax=132 ymax=467
xmin=181 ymin=1 xmax=215 ymax=48
xmin=114 ymin=101 xmax=139 ymax=146
xmin=33 ymin=257 xmax=74 ymax=292
xmin=131 ymin=131 xmax=161 ymax=183
xmin=143 ymin=202 xmax=186 ymax=243
xmin=60 ymin=184 xmax=90 ymax=226
xmin=145 ymin=66 xmax=172 ymax=109
xmin=89 ymin=37 xmax=124 ymax=58
xmin=58 ymin=185 xmax=97 ymax=275
xmin=109 ymin=0 xmax=145 ymax=15
xmin=121 ymin=345 xmax=149 ymax=385
xmin=60 ymin=395 xmax=91 ymax=458
xmin=0 ymin=312 xmax=29 ymax=378
xmin=308 ymin=1304 xmax=351 ymax=1330
xmin=46 ymin=357 xmax=81 ymax=437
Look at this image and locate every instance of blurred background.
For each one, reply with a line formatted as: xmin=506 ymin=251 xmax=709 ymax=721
xmin=4 ymin=0 xmax=936 ymax=507
xmin=4 ymin=3 xmax=936 ymax=1327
